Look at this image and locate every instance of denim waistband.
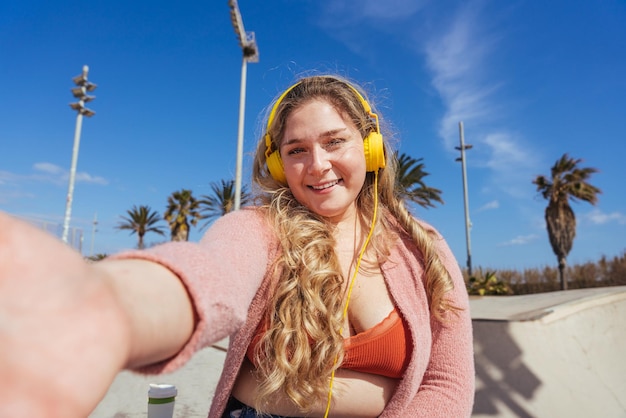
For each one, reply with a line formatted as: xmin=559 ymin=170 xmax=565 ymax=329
xmin=223 ymin=396 xmax=298 ymax=418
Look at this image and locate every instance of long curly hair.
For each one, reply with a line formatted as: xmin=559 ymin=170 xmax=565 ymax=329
xmin=250 ymin=75 xmax=458 ymax=412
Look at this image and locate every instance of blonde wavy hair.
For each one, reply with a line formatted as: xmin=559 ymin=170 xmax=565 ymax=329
xmin=250 ymin=75 xmax=458 ymax=412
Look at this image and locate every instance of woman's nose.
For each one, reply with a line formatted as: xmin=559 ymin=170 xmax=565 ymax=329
xmin=307 ymin=147 xmax=331 ymax=176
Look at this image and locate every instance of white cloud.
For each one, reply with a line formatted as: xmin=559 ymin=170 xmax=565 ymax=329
xmin=74 ymin=172 xmax=108 ymax=185
xmin=0 ymin=163 xmax=108 ymax=191
xmin=362 ymin=1 xmax=427 ymax=19
xmin=483 ymin=133 xmax=530 ymax=170
xmin=0 ymin=170 xmax=17 ymax=185
xmin=421 ymin=4 xmax=541 ymax=199
xmin=498 ymin=234 xmax=540 ymax=247
xmin=313 ymin=0 xmax=429 ymax=58
xmin=585 ymin=208 xmax=626 ymax=225
xmin=477 ymin=200 xmax=499 ymax=212
xmin=318 ymin=0 xmax=427 ymax=24
xmin=480 ymin=132 xmax=539 ymax=198
xmin=0 ymin=190 xmax=35 ymax=204
xmin=33 ymin=162 xmax=64 ymax=175
xmin=313 ymin=0 xmax=541 ymax=200
xmin=30 ymin=162 xmax=108 ymax=185
xmin=423 ymin=4 xmax=497 ymax=147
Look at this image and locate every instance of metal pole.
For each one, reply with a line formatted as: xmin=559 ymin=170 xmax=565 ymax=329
xmin=62 ymin=65 xmax=96 ymax=244
xmin=62 ymin=110 xmax=84 ymax=243
xmin=233 ymin=57 xmax=248 ymax=211
xmin=90 ymin=212 xmax=98 ymax=256
xmin=229 ymin=0 xmax=257 ymax=210
xmin=458 ymin=121 xmax=473 ymax=276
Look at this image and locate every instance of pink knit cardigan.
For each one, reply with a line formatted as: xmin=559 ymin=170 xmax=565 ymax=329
xmin=115 ymin=207 xmax=474 ymax=417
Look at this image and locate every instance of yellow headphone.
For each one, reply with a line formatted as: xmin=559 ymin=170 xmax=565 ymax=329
xmin=264 ymin=79 xmax=386 ymax=183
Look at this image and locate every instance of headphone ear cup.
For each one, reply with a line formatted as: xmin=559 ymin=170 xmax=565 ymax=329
xmin=363 ymin=132 xmax=386 ymax=172
xmin=266 ymin=150 xmax=287 ymax=183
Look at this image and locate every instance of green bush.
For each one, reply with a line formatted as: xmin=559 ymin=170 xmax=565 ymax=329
xmin=467 ymin=271 xmax=513 ymax=296
xmin=85 ymin=253 xmax=108 ymax=262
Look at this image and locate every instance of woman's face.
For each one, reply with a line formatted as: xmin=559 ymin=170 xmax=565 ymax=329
xmin=279 ymin=99 xmax=367 ymax=224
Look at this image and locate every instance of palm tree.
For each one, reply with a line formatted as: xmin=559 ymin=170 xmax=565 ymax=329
xmin=199 ymin=179 xmax=251 ymax=230
xmin=116 ymin=205 xmax=165 ymax=249
xmin=395 ymin=152 xmax=444 ymax=208
xmin=164 ymin=189 xmax=202 ymax=242
xmin=533 ymin=153 xmax=601 ymax=290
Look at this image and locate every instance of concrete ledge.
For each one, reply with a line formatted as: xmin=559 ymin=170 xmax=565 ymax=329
xmin=472 ymin=286 xmax=626 ymax=418
xmin=470 ymin=286 xmax=626 ymax=322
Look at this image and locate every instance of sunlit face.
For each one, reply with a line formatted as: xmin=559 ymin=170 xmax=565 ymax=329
xmin=280 ymin=99 xmax=367 ymax=223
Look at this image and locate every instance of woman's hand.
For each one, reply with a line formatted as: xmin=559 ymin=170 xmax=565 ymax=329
xmin=0 ymin=212 xmax=131 ymax=417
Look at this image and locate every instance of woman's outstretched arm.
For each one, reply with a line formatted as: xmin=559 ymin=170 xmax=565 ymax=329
xmin=0 ymin=212 xmax=194 ymax=417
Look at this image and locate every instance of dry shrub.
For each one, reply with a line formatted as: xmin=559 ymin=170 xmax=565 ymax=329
xmin=463 ymin=251 xmax=626 ymax=295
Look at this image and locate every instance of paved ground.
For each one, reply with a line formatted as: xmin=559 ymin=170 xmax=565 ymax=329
xmin=90 ymin=286 xmax=626 ymax=417
xmin=90 ymin=341 xmax=228 ymax=418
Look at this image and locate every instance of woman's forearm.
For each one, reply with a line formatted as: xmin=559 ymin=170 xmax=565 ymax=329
xmin=94 ymin=259 xmax=195 ymax=369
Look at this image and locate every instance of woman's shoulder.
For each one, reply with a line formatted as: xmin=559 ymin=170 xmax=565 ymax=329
xmin=217 ymin=206 xmax=267 ymax=223
xmin=209 ymin=205 xmax=265 ymax=225
xmin=414 ymin=217 xmax=444 ymax=239
xmin=386 ymin=211 xmax=443 ymax=241
xmin=386 ymin=213 xmax=450 ymax=258
xmin=205 ymin=206 xmax=275 ymax=241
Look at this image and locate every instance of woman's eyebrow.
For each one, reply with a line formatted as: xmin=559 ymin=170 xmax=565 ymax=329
xmin=282 ymin=128 xmax=349 ymax=147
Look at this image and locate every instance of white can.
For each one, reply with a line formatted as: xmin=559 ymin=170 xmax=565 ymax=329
xmin=148 ymin=383 xmax=177 ymax=418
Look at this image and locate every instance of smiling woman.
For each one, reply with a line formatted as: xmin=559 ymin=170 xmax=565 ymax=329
xmin=0 ymin=75 xmax=474 ymax=418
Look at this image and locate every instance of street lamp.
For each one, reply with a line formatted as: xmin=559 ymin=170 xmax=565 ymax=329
xmin=228 ymin=0 xmax=259 ymax=211
xmin=61 ymin=65 xmax=96 ymax=244
xmin=455 ymin=121 xmax=473 ymax=276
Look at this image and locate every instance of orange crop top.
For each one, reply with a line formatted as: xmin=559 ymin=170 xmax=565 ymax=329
xmin=246 ymin=308 xmax=412 ymax=379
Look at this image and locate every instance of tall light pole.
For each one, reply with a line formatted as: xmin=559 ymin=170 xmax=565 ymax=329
xmin=455 ymin=121 xmax=473 ymax=276
xmin=90 ymin=212 xmax=98 ymax=256
xmin=228 ymin=0 xmax=259 ymax=210
xmin=62 ymin=65 xmax=96 ymax=244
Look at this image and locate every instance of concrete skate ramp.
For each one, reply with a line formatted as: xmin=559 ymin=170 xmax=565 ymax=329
xmin=471 ymin=286 xmax=626 ymax=418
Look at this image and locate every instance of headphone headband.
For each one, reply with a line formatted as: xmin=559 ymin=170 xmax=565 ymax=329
xmin=264 ymin=82 xmax=300 ymax=161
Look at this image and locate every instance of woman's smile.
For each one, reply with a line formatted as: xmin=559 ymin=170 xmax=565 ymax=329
xmin=309 ymin=179 xmax=341 ymax=191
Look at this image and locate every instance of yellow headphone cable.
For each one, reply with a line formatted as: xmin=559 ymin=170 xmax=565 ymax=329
xmin=323 ymin=170 xmax=380 ymax=417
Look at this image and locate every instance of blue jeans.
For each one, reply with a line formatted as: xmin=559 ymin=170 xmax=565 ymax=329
xmin=222 ymin=396 xmax=297 ymax=418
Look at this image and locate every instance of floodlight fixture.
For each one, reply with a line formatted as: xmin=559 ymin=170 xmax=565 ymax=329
xmin=72 ymin=74 xmax=87 ymax=85
xmin=71 ymin=86 xmax=85 ymax=97
xmin=80 ymin=108 xmax=96 ymax=117
xmin=69 ymin=100 xmax=95 ymax=113
xmin=228 ymin=0 xmax=259 ymax=63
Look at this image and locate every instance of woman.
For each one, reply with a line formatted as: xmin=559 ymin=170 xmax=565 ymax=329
xmin=0 ymin=75 xmax=473 ymax=417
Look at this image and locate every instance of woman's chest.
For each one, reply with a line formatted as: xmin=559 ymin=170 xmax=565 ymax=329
xmin=341 ymin=263 xmax=396 ymax=336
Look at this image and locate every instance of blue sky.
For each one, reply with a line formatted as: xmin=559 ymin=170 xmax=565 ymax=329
xmin=1 ymin=0 xmax=624 ymax=271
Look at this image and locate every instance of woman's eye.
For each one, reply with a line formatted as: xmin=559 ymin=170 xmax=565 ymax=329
xmin=326 ymin=138 xmax=344 ymax=148
xmin=286 ymin=147 xmax=305 ymax=155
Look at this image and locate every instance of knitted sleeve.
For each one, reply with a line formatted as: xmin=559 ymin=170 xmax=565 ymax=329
xmin=109 ymin=207 xmax=277 ymax=374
